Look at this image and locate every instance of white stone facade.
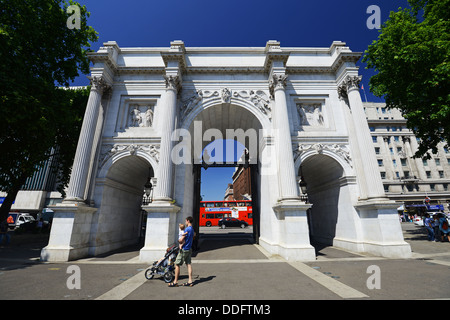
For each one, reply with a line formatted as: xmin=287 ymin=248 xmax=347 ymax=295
xmin=41 ymin=40 xmax=411 ymax=262
xmin=365 ymin=102 xmax=450 ymax=210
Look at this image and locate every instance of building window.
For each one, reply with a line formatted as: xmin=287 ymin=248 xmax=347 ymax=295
xmin=372 ymin=136 xmax=377 ymax=143
xmin=401 ymin=159 xmax=407 ymax=166
xmin=444 ymin=147 xmax=449 ymax=154
xmin=370 ymin=127 xmax=375 ymax=132
xmin=380 ymin=172 xmax=386 ymax=179
xmin=378 ymin=159 xmax=383 ymax=167
xmin=435 ymin=158 xmax=440 ymax=166
xmin=390 ymin=148 xmax=394 ymax=155
xmin=430 ymin=184 xmax=435 ymax=191
xmin=375 ymin=147 xmax=380 ymax=154
xmin=423 ymin=159 xmax=428 ymax=166
xmin=439 ymin=171 xmax=444 ymax=178
xmin=426 ymin=171 xmax=431 ymax=179
xmin=397 ymin=147 xmax=402 ymax=153
xmin=444 ymin=184 xmax=448 ymax=191
xmin=394 ymin=136 xmax=399 ymax=142
xmin=384 ymin=185 xmax=389 ymax=192
xmin=404 ymin=171 xmax=410 ymax=178
xmin=393 ymin=159 xmax=397 ymax=167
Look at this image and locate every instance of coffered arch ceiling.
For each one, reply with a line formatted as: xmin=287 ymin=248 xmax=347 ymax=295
xmin=187 ymin=103 xmax=263 ymax=160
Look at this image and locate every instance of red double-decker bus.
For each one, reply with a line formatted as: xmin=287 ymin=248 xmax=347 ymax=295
xmin=199 ymin=200 xmax=252 ymax=227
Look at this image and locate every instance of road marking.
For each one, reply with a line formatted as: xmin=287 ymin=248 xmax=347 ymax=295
xmin=95 ymin=269 xmax=147 ymax=300
xmin=288 ymin=261 xmax=369 ymax=299
xmin=193 ymin=259 xmax=282 ymax=264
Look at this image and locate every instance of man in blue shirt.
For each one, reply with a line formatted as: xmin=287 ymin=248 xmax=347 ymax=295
xmin=169 ymin=216 xmax=194 ymax=287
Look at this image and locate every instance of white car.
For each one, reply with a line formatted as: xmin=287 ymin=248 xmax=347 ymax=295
xmin=413 ymin=217 xmax=424 ymax=226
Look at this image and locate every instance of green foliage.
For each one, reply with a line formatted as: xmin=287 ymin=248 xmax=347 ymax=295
xmin=0 ymin=0 xmax=98 ymax=220
xmin=363 ymin=0 xmax=450 ymax=158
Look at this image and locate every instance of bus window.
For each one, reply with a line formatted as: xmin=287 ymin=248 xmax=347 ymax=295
xmin=206 ymin=202 xmax=214 ymax=208
xmin=215 ymin=202 xmax=223 ymax=207
xmin=215 ymin=213 xmax=223 ymax=219
xmin=237 ymin=202 xmax=244 ymax=207
xmin=228 ymin=202 xmax=237 ymax=207
xmin=206 ymin=214 xmax=215 ymax=219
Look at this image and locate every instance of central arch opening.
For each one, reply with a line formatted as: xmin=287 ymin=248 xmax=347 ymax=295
xmin=186 ymin=103 xmax=264 ymax=258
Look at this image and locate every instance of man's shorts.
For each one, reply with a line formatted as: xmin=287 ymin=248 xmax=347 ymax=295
xmin=175 ymin=249 xmax=192 ymax=266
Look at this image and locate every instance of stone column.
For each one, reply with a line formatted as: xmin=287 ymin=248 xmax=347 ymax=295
xmin=65 ymin=76 xmax=110 ymax=202
xmin=153 ymin=75 xmax=180 ymax=201
xmin=340 ymin=75 xmax=386 ymax=200
xmin=402 ymin=136 xmax=420 ymax=179
xmin=270 ymin=73 xmax=300 ymax=200
xmin=409 ymin=136 xmax=427 ymax=180
xmin=339 ymin=75 xmax=411 ymax=258
xmin=260 ymin=63 xmax=315 ymax=262
xmin=382 ymin=136 xmax=395 ymax=180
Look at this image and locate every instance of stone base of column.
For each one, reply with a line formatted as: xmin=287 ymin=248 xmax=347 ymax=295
xmin=355 ymin=200 xmax=412 ymax=258
xmin=139 ymin=201 xmax=180 ymax=262
xmin=260 ymin=200 xmax=316 ymax=261
xmin=40 ymin=203 xmax=97 ymax=262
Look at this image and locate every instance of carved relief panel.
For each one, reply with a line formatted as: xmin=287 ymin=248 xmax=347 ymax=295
xmin=115 ymin=96 xmax=159 ymax=132
xmin=294 ymin=97 xmax=334 ymax=132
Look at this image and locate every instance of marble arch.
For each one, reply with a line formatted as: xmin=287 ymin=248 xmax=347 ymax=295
xmin=41 ymin=40 xmax=411 ymax=262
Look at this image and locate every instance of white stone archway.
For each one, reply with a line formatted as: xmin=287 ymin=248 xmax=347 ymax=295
xmin=41 ymin=40 xmax=411 ymax=262
xmin=90 ymin=153 xmax=155 ymax=256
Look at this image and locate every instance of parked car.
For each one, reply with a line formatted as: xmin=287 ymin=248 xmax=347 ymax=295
xmin=218 ymin=218 xmax=248 ymax=229
xmin=7 ymin=213 xmax=35 ymax=228
xmin=413 ymin=216 xmax=424 ymax=226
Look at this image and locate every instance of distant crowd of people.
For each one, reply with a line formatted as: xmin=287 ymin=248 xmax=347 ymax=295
xmin=423 ymin=213 xmax=450 ymax=242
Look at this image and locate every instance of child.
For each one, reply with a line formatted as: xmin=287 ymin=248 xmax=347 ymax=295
xmin=178 ymin=223 xmax=187 ymax=250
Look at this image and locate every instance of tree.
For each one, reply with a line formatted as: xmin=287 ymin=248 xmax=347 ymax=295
xmin=363 ymin=0 xmax=449 ymax=158
xmin=0 ymin=0 xmax=98 ymax=221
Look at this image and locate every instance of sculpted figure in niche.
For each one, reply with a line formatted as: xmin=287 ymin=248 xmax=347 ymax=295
xmin=129 ymin=105 xmax=154 ymax=127
xmin=144 ymin=107 xmax=154 ymax=127
xmin=130 ymin=105 xmax=142 ymax=127
xmin=297 ymin=104 xmax=324 ymax=127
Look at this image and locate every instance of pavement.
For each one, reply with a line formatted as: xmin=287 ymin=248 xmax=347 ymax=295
xmin=0 ymin=223 xmax=450 ymax=304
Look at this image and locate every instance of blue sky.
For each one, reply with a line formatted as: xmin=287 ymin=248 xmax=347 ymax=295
xmin=73 ymin=0 xmax=411 ymax=200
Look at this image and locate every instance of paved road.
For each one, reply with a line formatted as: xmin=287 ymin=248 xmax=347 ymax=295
xmin=0 ymin=223 xmax=449 ymax=304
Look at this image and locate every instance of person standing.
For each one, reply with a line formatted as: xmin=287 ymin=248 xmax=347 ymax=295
xmin=438 ymin=214 xmax=450 ymax=242
xmin=169 ymin=216 xmax=195 ymax=287
xmin=0 ymin=219 xmax=10 ymax=246
xmin=424 ymin=214 xmax=435 ymax=241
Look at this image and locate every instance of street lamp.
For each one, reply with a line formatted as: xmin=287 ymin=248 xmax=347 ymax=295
xmin=143 ymin=168 xmax=153 ymax=205
xmin=299 ymin=176 xmax=307 ymax=195
xmin=144 ymin=178 xmax=153 ymax=197
xmin=299 ymin=175 xmax=308 ymax=203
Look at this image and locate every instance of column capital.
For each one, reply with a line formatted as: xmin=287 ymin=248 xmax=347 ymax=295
xmin=164 ymin=74 xmax=181 ymax=93
xmin=338 ymin=75 xmax=362 ymax=99
xmin=402 ymin=136 xmax=411 ymax=143
xmin=88 ymin=76 xmax=111 ymax=94
xmin=269 ymin=73 xmax=288 ymax=96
